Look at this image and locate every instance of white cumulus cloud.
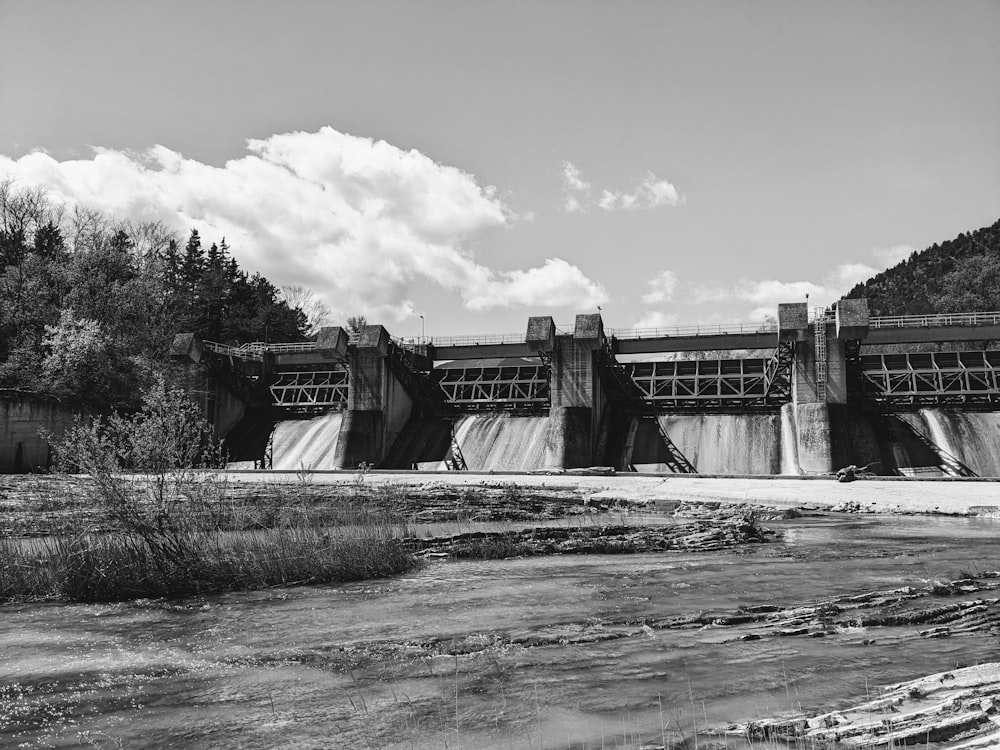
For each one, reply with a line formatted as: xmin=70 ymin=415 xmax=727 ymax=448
xmin=560 ymin=161 xmax=591 ymax=213
xmin=640 ymin=270 xmax=679 ymax=305
xmin=0 ymin=128 xmax=606 ymax=321
xmin=689 ymin=261 xmax=885 ymax=321
xmin=467 ymin=258 xmax=607 ymax=310
xmin=561 ymin=162 xmax=682 ymax=213
xmin=598 ymin=173 xmax=682 ymax=211
xmin=633 ymin=310 xmax=679 ymax=329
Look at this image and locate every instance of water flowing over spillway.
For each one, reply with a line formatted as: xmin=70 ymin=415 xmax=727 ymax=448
xmin=452 ymin=414 xmax=550 ymax=472
xmin=779 ymin=403 xmax=801 ymax=475
xmin=628 ymin=414 xmax=783 ymax=474
xmin=251 ymin=406 xmax=1000 ymax=476
xmin=884 ymin=409 xmax=1000 ymax=477
xmin=270 ymin=412 xmax=344 ymax=470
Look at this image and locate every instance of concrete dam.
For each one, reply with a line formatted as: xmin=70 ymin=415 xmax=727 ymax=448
xmin=167 ymin=300 xmax=1000 ymax=477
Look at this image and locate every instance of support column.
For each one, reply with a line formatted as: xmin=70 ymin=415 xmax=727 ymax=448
xmin=545 ymin=314 xmax=605 ymax=469
xmin=786 ymin=299 xmax=870 ymax=473
xmin=782 ymin=302 xmax=831 ymax=473
xmin=333 ymin=325 xmax=413 ymax=468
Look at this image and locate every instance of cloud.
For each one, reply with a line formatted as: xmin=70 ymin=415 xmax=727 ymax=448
xmin=561 ymin=161 xmax=590 ymax=194
xmin=640 ymin=270 xmax=679 ymax=305
xmin=561 ymin=162 xmax=682 ymax=213
xmin=0 ymin=128 xmax=605 ymax=321
xmin=598 ymin=173 xmax=682 ymax=211
xmin=561 ymin=161 xmax=590 ymax=213
xmin=633 ymin=310 xmax=679 ymax=329
xmin=873 ymin=244 xmax=915 ymax=268
xmin=828 ymin=262 xmax=878 ymax=289
xmin=467 ymin=258 xmax=607 ymax=310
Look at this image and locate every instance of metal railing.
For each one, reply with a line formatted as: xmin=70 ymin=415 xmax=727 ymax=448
xmin=429 ymin=332 xmax=528 ymax=347
xmin=610 ymin=321 xmax=778 ymax=340
xmin=202 ymin=341 xmax=264 ymax=361
xmin=869 ymin=311 xmax=1000 ymax=329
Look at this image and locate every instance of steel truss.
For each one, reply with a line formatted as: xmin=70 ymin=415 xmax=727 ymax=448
xmin=763 ymin=342 xmax=794 ymax=401
xmin=859 ymin=351 xmax=1000 ymax=406
xmin=269 ymin=369 xmax=349 ymax=406
xmin=437 ymin=365 xmax=550 ymax=407
xmin=626 ymin=358 xmax=787 ymax=409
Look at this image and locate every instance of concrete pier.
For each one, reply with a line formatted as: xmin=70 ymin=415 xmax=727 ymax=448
xmin=545 ymin=314 xmax=607 ymax=468
xmin=333 ymin=325 xmax=414 ymax=468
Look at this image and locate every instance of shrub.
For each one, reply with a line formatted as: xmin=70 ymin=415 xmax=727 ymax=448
xmin=4 ymin=381 xmax=419 ymax=603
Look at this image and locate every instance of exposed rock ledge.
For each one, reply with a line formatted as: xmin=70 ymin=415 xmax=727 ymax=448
xmin=728 ymin=662 xmax=1000 ymax=749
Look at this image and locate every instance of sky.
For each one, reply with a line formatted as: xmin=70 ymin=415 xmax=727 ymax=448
xmin=1 ymin=0 xmax=998 ymax=339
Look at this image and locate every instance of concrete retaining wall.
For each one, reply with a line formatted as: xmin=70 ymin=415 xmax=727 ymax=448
xmin=0 ymin=394 xmax=87 ymax=473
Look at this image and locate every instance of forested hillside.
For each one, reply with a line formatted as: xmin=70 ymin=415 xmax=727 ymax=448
xmin=0 ymin=180 xmax=308 ymax=410
xmin=843 ymin=218 xmax=1000 ymax=316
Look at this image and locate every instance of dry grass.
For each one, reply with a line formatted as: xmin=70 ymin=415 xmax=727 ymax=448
xmin=0 ymin=481 xmax=419 ymax=603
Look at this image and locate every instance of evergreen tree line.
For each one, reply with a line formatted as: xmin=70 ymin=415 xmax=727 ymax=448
xmin=0 ymin=180 xmax=308 ymax=410
xmin=844 ymin=217 xmax=1000 ymax=316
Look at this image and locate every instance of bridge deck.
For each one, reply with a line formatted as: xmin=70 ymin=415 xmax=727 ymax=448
xmin=202 ymin=311 xmax=1000 ymax=365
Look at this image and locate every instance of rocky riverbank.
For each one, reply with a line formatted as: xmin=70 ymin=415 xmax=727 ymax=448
xmin=0 ymin=474 xmax=789 ymax=538
xmin=406 ymin=511 xmax=772 ymax=559
xmin=731 ymin=662 xmax=1000 ymax=748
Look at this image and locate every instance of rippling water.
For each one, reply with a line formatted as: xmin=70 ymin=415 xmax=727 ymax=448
xmin=3 ymin=515 xmax=999 ymax=749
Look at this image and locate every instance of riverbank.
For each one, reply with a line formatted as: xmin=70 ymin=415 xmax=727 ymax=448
xmin=732 ymin=662 xmax=1000 ymax=748
xmin=218 ymin=470 xmax=1000 ymax=516
xmin=4 ymin=471 xmax=999 ymax=539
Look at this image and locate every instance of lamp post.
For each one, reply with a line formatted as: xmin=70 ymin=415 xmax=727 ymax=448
xmin=419 ymin=314 xmax=425 ymax=343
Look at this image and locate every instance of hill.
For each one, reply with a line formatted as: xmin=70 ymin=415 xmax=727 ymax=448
xmin=843 ymin=218 xmax=1000 ymax=316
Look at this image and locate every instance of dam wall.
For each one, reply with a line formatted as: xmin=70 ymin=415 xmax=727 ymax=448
xmin=158 ymin=302 xmax=1000 ymax=476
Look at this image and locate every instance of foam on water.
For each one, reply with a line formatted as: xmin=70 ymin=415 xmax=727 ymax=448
xmin=270 ymin=412 xmax=344 ymax=470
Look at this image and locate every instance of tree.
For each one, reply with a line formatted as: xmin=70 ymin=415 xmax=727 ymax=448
xmin=346 ymin=315 xmax=368 ymax=335
xmin=280 ymin=284 xmax=331 ymax=336
xmin=931 ymin=255 xmax=1000 ymax=312
xmin=39 ymin=309 xmax=138 ymax=408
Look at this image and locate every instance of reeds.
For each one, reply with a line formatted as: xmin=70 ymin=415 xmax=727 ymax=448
xmin=0 ymin=381 xmax=422 ymax=603
xmin=0 ymin=499 xmax=417 ymax=602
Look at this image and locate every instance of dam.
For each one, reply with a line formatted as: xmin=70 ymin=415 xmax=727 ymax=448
xmin=161 ymin=299 xmax=1000 ymax=477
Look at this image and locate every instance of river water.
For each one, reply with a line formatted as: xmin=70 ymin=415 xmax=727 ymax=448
xmin=3 ymin=514 xmax=999 ymax=749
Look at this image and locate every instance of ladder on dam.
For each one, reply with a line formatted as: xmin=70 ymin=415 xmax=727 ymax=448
xmin=814 ymin=309 xmax=828 ymax=390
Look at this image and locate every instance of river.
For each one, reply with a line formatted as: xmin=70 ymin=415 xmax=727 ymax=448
xmin=2 ymin=514 xmax=999 ymax=748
